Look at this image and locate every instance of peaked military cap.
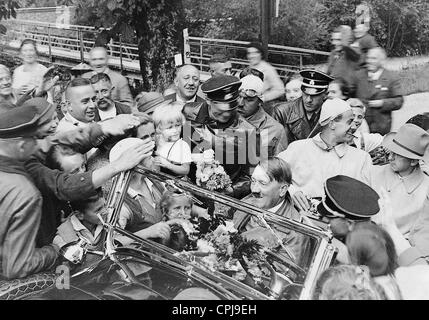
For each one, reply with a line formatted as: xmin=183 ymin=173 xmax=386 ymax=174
xmin=318 ymin=175 xmax=380 ymax=220
xmin=201 ymin=75 xmax=242 ymax=106
xmin=300 ymin=69 xmax=334 ymax=96
xmin=0 ymin=98 xmax=55 ymax=139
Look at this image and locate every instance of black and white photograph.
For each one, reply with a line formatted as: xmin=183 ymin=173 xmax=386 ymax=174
xmin=0 ymin=0 xmax=428 ymax=306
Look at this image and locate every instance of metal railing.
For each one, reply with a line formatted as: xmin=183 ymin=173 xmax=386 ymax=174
xmin=185 ymin=34 xmax=330 ymax=81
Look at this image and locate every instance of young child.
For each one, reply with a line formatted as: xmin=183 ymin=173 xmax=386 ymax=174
xmin=152 ymin=103 xmax=192 ymax=178
xmin=158 ymin=190 xmax=194 ymax=222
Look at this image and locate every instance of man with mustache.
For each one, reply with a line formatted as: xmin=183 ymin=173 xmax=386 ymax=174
xmin=90 ymin=73 xmax=131 ymax=122
xmin=278 ymin=98 xmax=373 ymax=212
xmin=0 ymin=64 xmax=17 ymax=105
xmin=83 ymin=46 xmax=133 ymax=107
xmin=272 ymin=70 xmax=334 ymax=144
xmin=164 ymin=64 xmax=205 ymax=104
xmin=233 ymin=157 xmax=306 ymax=262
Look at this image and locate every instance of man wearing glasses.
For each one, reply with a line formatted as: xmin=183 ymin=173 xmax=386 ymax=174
xmin=272 ymin=70 xmax=334 ymax=144
xmin=238 ymin=75 xmax=288 ymax=157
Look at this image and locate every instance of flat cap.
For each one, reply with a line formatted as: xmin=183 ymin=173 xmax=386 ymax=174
xmin=201 ymin=75 xmax=242 ymax=105
xmin=318 ymin=175 xmax=380 ymax=220
xmin=300 ymin=69 xmax=334 ymax=96
xmin=0 ymin=98 xmax=55 ymax=139
xmin=137 ymin=92 xmax=171 ymax=115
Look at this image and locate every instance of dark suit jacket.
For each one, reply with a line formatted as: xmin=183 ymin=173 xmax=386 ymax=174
xmin=356 ymin=69 xmax=404 ymax=135
xmin=327 ymin=47 xmax=361 ymax=96
xmin=95 ymin=101 xmax=132 ymax=122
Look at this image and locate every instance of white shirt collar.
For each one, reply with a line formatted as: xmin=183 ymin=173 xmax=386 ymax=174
xmin=64 ymin=112 xmax=91 ymax=127
xmin=177 ymin=93 xmax=197 ymax=103
xmin=312 ymin=134 xmax=348 ymax=158
xmin=98 ymin=107 xmax=117 ymax=121
xmin=368 ymin=68 xmax=384 ymax=81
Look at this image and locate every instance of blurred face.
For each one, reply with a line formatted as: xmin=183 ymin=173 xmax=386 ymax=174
xmin=354 ymin=24 xmax=367 ymax=39
xmin=37 ymin=113 xmax=59 ymax=138
xmin=59 ymin=152 xmax=86 ymax=174
xmin=302 ymin=91 xmax=326 ymax=114
xmin=82 ymin=198 xmax=107 ymax=225
xmin=89 ymin=48 xmax=108 ymax=74
xmin=0 ymin=69 xmax=12 ymax=97
xmin=167 ymin=195 xmax=192 ymax=220
xmin=159 ymin=120 xmax=182 ymax=143
xmin=351 ymin=107 xmax=365 ymax=132
xmin=251 ymin=165 xmax=288 ymax=210
xmin=367 ymin=49 xmax=383 ymax=72
xmin=285 ymin=79 xmax=302 ymax=102
xmin=136 ymin=122 xmax=156 ymax=141
xmin=328 ymin=218 xmax=351 ymax=239
xmin=210 ymin=61 xmax=233 ymax=77
xmin=20 ymin=43 xmax=38 ymax=64
xmin=92 ymin=80 xmax=113 ymax=111
xmin=331 ymin=32 xmax=343 ymax=52
xmin=332 ymin=110 xmax=356 ymax=143
xmin=209 ymin=101 xmax=235 ymax=124
xmin=237 ymin=90 xmax=260 ymax=118
xmin=247 ymin=47 xmax=263 ymax=66
xmin=67 ymin=85 xmax=97 ymax=123
xmin=175 ymin=66 xmax=200 ymax=101
xmin=328 ymin=83 xmax=346 ymax=100
xmin=388 ymin=152 xmax=416 ymax=174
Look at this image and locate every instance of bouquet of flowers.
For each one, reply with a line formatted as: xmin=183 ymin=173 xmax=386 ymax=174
xmin=175 ymin=217 xmax=270 ymax=284
xmin=195 ymin=150 xmax=232 ymax=192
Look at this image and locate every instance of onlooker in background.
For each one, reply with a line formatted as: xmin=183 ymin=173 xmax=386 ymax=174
xmin=347 ymin=98 xmax=383 ymax=153
xmin=239 ymin=68 xmax=264 ymax=82
xmin=12 ymin=39 xmax=47 ymax=100
xmin=237 ymin=75 xmax=288 ymax=156
xmin=90 ymin=73 xmax=131 ymax=121
xmin=327 ymin=78 xmax=351 ymax=101
xmin=406 ymin=113 xmax=429 ymax=176
xmin=135 ymin=91 xmax=171 ymax=116
xmin=355 ymin=47 xmax=404 ymax=135
xmin=209 ymin=53 xmax=233 ymax=78
xmin=0 ymin=64 xmax=17 ymax=105
xmin=278 ymin=99 xmax=373 ymax=211
xmin=57 ymin=78 xmax=97 ymax=133
xmin=152 ymin=103 xmax=192 ymax=178
xmin=372 ymin=124 xmax=429 ymax=240
xmin=284 ymin=74 xmax=303 ymax=103
xmin=352 ymin=24 xmax=378 ymax=68
xmin=83 ymin=46 xmax=133 ymax=106
xmin=245 ymin=42 xmax=285 ymax=114
xmin=326 ymin=26 xmax=361 ymax=95
xmin=164 ymin=64 xmax=204 ymax=104
xmin=313 ymin=265 xmax=387 ymax=300
xmin=272 ymin=70 xmax=333 ymax=144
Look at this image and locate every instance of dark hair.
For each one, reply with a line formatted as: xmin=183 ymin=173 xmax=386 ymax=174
xmin=259 ymin=157 xmax=292 ymax=185
xmin=330 ymin=77 xmax=350 ymax=100
xmin=346 ymin=223 xmax=398 ymax=277
xmin=239 ymin=67 xmax=265 ymax=81
xmin=19 ymin=39 xmax=39 ymax=54
xmin=70 ymin=190 xmax=103 ymax=213
xmin=406 ymin=113 xmax=429 ymax=131
xmin=90 ymin=72 xmax=112 ymax=85
xmin=247 ymin=42 xmax=265 ymax=60
xmin=209 ymin=53 xmax=230 ymax=65
xmin=45 ymin=144 xmax=82 ymax=171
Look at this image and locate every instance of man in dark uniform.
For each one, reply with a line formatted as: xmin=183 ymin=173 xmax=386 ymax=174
xmin=272 ymin=70 xmax=334 ymax=144
xmin=183 ymin=75 xmax=261 ymax=199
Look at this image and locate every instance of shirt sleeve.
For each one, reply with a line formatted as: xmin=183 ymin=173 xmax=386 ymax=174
xmin=168 ymin=140 xmax=193 ymax=164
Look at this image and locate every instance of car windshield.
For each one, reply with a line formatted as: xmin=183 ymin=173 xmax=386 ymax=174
xmin=104 ymin=166 xmax=335 ymax=300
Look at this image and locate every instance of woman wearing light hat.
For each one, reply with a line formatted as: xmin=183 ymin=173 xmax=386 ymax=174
xmin=372 ymin=124 xmax=429 ymax=248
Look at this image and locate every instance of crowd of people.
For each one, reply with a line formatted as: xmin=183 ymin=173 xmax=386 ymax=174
xmin=0 ymin=22 xmax=429 ymax=300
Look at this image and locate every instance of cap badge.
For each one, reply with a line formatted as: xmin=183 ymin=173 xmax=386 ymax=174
xmin=310 ymin=72 xmax=315 ymax=78
xmin=310 ymin=80 xmax=315 ymax=86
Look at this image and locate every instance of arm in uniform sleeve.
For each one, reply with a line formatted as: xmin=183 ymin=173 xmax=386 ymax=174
xmin=2 ymin=193 xmax=58 ymax=279
xmin=25 ymin=157 xmax=97 ymax=202
xmin=51 ymin=123 xmax=108 ymax=154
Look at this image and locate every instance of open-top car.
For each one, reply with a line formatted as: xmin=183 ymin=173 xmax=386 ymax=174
xmin=0 ymin=166 xmax=337 ymax=300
